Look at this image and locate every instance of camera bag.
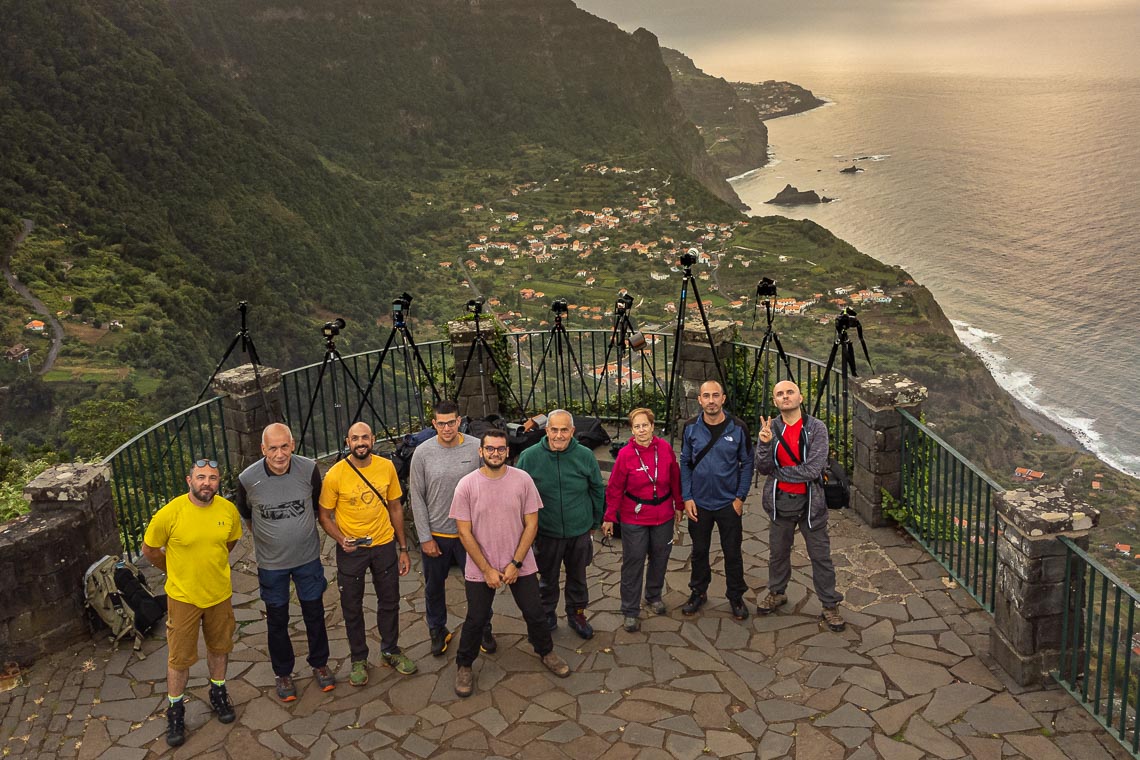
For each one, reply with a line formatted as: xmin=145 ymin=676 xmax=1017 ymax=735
xmin=84 ymin=555 xmax=167 ymax=652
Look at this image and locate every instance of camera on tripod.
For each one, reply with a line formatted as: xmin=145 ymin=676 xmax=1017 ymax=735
xmin=551 ymin=298 xmax=569 ymax=315
xmin=392 ymin=292 xmax=413 ymax=323
xmin=835 ymin=306 xmax=860 ymax=333
xmin=466 ymin=297 xmax=485 ymax=315
xmin=615 ymin=292 xmax=634 ymax=314
xmin=322 ymin=317 xmax=346 ymax=339
xmin=680 ymin=249 xmax=699 ymax=267
xmin=756 ymin=277 xmax=777 ymax=299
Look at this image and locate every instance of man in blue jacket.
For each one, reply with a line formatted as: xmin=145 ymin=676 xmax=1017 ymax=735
xmin=680 ymin=380 xmax=754 ymax=620
xmin=516 ymin=409 xmax=605 ymax=639
xmin=755 ymin=380 xmax=845 ymax=632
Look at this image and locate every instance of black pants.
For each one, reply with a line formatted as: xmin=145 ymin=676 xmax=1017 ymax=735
xmin=534 ymin=532 xmax=593 ymax=617
xmin=336 ymin=541 xmax=401 ymax=661
xmin=456 ymin=574 xmax=552 ymax=668
xmin=687 ymin=504 xmax=746 ymax=602
xmin=619 ymin=521 xmax=674 ymax=617
xmin=266 ymin=599 xmax=329 ymax=677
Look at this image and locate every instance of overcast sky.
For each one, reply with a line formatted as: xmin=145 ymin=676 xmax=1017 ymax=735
xmin=573 ymin=0 xmax=1140 ymax=79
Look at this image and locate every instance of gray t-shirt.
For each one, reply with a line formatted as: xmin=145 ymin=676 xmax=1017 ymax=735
xmin=409 ymin=434 xmax=481 ymax=542
xmin=236 ymin=455 xmax=323 ymax=571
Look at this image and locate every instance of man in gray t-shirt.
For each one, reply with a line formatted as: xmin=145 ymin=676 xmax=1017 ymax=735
xmin=236 ymin=423 xmax=334 ymax=701
xmin=409 ymin=400 xmax=492 ymax=657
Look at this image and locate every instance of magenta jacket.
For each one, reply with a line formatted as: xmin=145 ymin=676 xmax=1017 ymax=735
xmin=604 ymin=436 xmax=684 ymax=526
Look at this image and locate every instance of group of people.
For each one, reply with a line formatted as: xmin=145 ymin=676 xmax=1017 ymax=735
xmin=142 ymin=380 xmax=844 ymax=748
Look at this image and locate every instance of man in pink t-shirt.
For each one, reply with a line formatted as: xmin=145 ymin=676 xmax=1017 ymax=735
xmin=449 ymin=430 xmax=572 ymax=697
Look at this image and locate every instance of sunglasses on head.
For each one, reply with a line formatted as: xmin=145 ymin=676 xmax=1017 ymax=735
xmin=193 ymin=458 xmax=219 ymax=469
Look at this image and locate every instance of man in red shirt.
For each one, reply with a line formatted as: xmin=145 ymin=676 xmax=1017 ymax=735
xmin=754 ymin=380 xmax=845 ymax=632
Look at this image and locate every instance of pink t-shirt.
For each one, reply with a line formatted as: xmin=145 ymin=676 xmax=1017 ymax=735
xmin=449 ymin=467 xmax=543 ymax=582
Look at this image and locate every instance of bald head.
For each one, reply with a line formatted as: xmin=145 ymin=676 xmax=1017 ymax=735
xmin=773 ymin=380 xmax=804 ymax=421
xmin=261 ymin=423 xmax=295 ymax=475
xmin=346 ymin=421 xmax=375 ymax=462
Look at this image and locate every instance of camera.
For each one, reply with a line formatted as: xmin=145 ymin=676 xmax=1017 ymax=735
xmin=392 ymin=292 xmax=412 ymax=313
xmin=466 ymin=297 xmax=485 ymax=315
xmin=322 ymin=317 xmax=346 ymax=338
xmin=756 ymin=277 xmax=777 ymax=298
xmin=551 ymin=298 xmax=569 ymax=315
xmin=680 ymin=249 xmax=699 ymax=267
xmin=835 ymin=306 xmax=859 ymax=332
xmin=615 ymin=292 xmax=634 ymax=314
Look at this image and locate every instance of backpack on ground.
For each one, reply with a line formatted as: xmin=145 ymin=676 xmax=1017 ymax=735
xmin=382 ymin=426 xmax=436 ymax=486
xmin=83 ymin=555 xmax=167 ymax=651
xmin=821 ymin=458 xmax=850 ymax=509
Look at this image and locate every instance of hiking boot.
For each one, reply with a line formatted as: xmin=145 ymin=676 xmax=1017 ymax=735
xmin=730 ymin=599 xmax=750 ymax=621
xmin=381 ymin=650 xmax=418 ymax=675
xmin=454 ymin=665 xmax=474 ymax=698
xmin=480 ymin=626 xmax=498 ymax=654
xmin=623 ymin=615 xmax=641 ymax=632
xmin=545 ymin=611 xmax=558 ymax=631
xmin=165 ymin=699 xmax=186 ymax=747
xmin=313 ymin=665 xmax=336 ymax=692
xmin=430 ymin=627 xmax=453 ymax=657
xmin=821 ymin=606 xmax=847 ymax=632
xmin=541 ymin=652 xmax=571 ymax=678
xmin=757 ymin=591 xmax=788 ymax=616
xmin=567 ymin=610 xmax=594 ymax=640
xmin=647 ymin=600 xmax=667 ymax=615
xmin=208 ymin=683 xmax=236 ymax=724
xmin=275 ymin=674 xmax=297 ymax=702
xmin=350 ymin=659 xmax=369 ymax=687
xmin=681 ymin=592 xmax=707 ymax=616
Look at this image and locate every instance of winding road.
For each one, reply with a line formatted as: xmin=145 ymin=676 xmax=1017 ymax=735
xmin=2 ymin=219 xmax=64 ymax=374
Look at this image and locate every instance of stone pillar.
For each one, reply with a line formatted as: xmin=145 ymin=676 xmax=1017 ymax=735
xmin=448 ymin=319 xmax=503 ymax=419
xmin=849 ymin=374 xmax=927 ymax=527
xmin=0 ymin=464 xmax=118 ymax=665
xmin=212 ymin=363 xmax=284 ymax=473
xmin=676 ymin=319 xmax=735 ymax=422
xmin=990 ymin=487 xmax=1098 ymax=686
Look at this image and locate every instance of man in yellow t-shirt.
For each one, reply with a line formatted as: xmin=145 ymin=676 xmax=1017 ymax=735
xmin=319 ymin=421 xmax=416 ymax=685
xmin=142 ymin=458 xmax=242 ymax=748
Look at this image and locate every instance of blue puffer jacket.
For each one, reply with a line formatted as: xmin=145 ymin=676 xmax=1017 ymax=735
xmin=680 ymin=414 xmax=754 ymax=510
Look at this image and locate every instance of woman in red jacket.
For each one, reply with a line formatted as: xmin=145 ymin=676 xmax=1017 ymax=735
xmin=602 ymin=408 xmax=684 ymax=632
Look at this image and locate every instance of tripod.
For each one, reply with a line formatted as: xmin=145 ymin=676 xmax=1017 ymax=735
xmin=742 ymin=295 xmax=794 ymax=417
xmin=591 ymin=300 xmax=666 ymax=446
xmin=521 ymin=307 xmax=599 ymax=418
xmin=663 ymin=255 xmax=729 ymax=433
xmin=812 ymin=309 xmax=874 ymax=458
xmin=350 ymin=305 xmax=442 ymax=430
xmin=298 ymin=320 xmax=395 ymax=450
xmin=453 ymin=304 xmax=524 ymax=415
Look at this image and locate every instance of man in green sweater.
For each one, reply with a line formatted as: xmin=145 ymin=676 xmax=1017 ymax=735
xmin=516 ymin=409 xmax=605 ymax=639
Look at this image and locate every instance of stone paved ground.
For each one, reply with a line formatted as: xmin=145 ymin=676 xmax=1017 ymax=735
xmin=1 ymin=479 xmax=1133 ymax=759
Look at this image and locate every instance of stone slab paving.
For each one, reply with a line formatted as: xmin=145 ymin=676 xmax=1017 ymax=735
xmin=1 ymin=480 xmax=1135 ymax=759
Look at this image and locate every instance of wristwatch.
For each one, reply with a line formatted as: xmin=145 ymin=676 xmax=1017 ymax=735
xmin=399 ymin=546 xmax=409 ymax=552
xmin=511 ymin=559 xmax=523 ymax=569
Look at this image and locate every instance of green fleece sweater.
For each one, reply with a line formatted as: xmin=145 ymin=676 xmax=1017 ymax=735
xmin=515 ymin=437 xmax=605 ymax=538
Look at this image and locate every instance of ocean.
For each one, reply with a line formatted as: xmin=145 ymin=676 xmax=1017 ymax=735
xmin=728 ymin=71 xmax=1140 ymax=478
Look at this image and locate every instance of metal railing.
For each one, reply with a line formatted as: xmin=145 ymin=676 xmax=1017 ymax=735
xmin=103 ymin=397 xmax=230 ymax=558
xmin=1055 ymin=537 xmax=1140 ymax=758
xmin=897 ymin=409 xmax=1004 ymax=611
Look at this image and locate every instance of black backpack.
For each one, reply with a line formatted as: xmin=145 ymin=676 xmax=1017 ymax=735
xmin=84 ymin=555 xmax=167 ymax=651
xmin=821 ymin=458 xmax=850 ymax=509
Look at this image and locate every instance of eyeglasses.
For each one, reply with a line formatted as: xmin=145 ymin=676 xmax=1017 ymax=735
xmin=433 ymin=419 xmax=460 ymax=428
xmin=482 ymin=446 xmax=509 ymax=454
xmin=193 ymin=459 xmax=219 ymax=469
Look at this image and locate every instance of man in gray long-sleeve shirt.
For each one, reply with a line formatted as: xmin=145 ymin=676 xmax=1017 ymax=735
xmin=409 ymin=400 xmax=493 ymax=657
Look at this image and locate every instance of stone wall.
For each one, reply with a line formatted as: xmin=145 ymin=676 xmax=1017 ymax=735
xmin=850 ymin=374 xmax=927 ymax=527
xmin=675 ymin=319 xmax=735 ymax=423
xmin=448 ymin=318 xmax=503 ymax=419
xmin=0 ymin=465 xmax=120 ymax=666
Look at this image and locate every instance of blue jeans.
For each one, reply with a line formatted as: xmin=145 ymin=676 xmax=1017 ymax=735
xmin=257 ymin=558 xmax=330 ymax=676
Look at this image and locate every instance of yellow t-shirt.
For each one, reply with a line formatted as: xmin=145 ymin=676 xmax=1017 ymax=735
xmin=143 ymin=494 xmax=242 ymax=608
xmin=319 ymin=456 xmax=402 ymax=546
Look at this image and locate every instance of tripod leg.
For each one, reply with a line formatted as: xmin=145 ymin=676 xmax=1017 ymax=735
xmin=335 ymin=349 xmax=396 ymax=441
xmin=687 ymin=278 xmax=729 ymax=402
xmin=557 ymin=324 xmax=601 ymax=419
xmin=350 ymin=328 xmax=399 ymax=425
xmin=402 ymin=325 xmax=442 ymax=408
xmin=298 ymin=354 xmax=334 ymax=449
xmin=664 ymin=280 xmax=689 ymax=435
xmin=811 ymin=340 xmax=841 ymax=420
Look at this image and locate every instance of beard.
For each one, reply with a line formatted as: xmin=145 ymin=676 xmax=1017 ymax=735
xmin=483 ymin=458 xmax=506 ymax=471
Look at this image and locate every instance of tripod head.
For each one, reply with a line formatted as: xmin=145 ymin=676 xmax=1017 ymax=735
xmin=550 ymin=298 xmax=569 ymax=326
xmin=754 ymin=277 xmax=778 ymax=329
xmin=392 ymin=292 xmax=412 ymax=328
xmin=679 ymin=248 xmax=699 ymax=275
xmin=322 ymin=317 xmax=346 ymax=353
xmin=834 ymin=307 xmax=859 ymax=344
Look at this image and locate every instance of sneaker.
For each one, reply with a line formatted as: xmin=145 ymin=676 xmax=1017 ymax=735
xmin=313 ymin=665 xmax=336 ymax=692
xmin=541 ymin=652 xmax=571 ymax=678
xmin=480 ymin=626 xmax=498 ymax=654
xmin=430 ymin=627 xmax=453 ymax=657
xmin=545 ymin=611 xmax=558 ymax=631
xmin=681 ymin=592 xmax=707 ymax=616
xmin=350 ymin=659 xmax=369 ymax=687
xmin=165 ymin=699 xmax=186 ymax=747
xmin=275 ymin=674 xmax=297 ymax=702
xmin=381 ymin=651 xmax=418 ymax=675
xmin=730 ymin=599 xmax=750 ymax=621
xmin=623 ymin=616 xmax=641 ymax=632
xmin=454 ymin=665 xmax=474 ymax=698
xmin=757 ymin=591 xmax=788 ymax=616
xmin=567 ymin=610 xmax=594 ymax=640
xmin=821 ymin=606 xmax=847 ymax=632
xmin=208 ymin=683 xmax=236 ymax=724
xmin=647 ymin=600 xmax=667 ymax=615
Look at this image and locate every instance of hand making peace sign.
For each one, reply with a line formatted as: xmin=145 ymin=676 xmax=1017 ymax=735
xmin=758 ymin=415 xmax=774 ymax=444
